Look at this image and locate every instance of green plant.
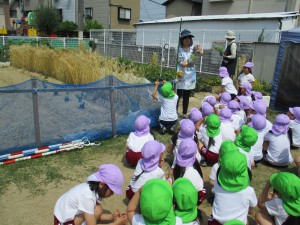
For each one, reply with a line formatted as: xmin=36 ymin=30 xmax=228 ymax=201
xmin=58 ymin=20 xmax=78 ymax=32
xmin=83 ymin=19 xmax=103 ymax=33
xmin=88 ymin=40 xmax=97 ymax=52
xmin=252 ymin=79 xmax=272 ymax=96
xmin=0 ymin=45 xmax=10 ymax=62
xmin=34 ymin=5 xmax=61 ymax=36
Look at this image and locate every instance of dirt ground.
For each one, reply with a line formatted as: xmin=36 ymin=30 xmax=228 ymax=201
xmin=0 ymin=66 xmax=219 ymax=225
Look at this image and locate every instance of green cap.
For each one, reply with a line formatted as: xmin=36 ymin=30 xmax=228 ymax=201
xmin=224 ymin=219 xmax=245 ymax=225
xmin=173 ymin=178 xmax=198 ymax=223
xmin=160 ymin=82 xmax=175 ymax=99
xmin=205 ymin=114 xmax=221 ymax=138
xmin=218 ymin=151 xmax=250 ymax=192
xmin=235 ymin=125 xmax=258 ymax=152
xmin=140 ymin=179 xmax=176 ymax=225
xmin=270 ymin=172 xmax=300 ymax=216
xmin=219 ymin=140 xmax=238 ymax=164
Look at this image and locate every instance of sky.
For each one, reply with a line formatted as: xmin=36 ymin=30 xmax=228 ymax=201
xmin=140 ymin=0 xmax=166 ymax=22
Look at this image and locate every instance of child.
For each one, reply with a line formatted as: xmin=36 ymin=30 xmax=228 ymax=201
xmin=239 ymin=82 xmax=252 ymax=102
xmin=127 ymin=179 xmax=183 ymax=225
xmin=219 ymin=108 xmax=236 ymax=141
xmin=287 ymin=107 xmax=300 ymax=148
xmin=201 ymin=95 xmax=217 ymax=107
xmin=238 ymin=62 xmax=255 ymax=86
xmin=250 ymin=100 xmax=273 ymax=133
xmin=248 ymin=114 xmax=267 ymax=164
xmin=174 ymin=138 xmax=205 ymax=204
xmin=263 ymin=114 xmax=294 ymax=167
xmin=126 ymin=140 xmax=166 ymax=200
xmin=256 ymin=172 xmax=300 ymax=225
xmin=235 ymin=125 xmax=258 ymax=169
xmin=228 ymin=100 xmax=245 ymax=130
xmin=152 ymin=80 xmax=178 ymax=135
xmin=209 ymin=151 xmax=257 ymax=225
xmin=236 ymin=96 xmax=252 ymax=122
xmin=54 ymin=164 xmax=127 ymax=225
xmin=189 ymin=107 xmax=203 ymax=125
xmin=198 ymin=114 xmax=223 ymax=165
xmin=218 ymin=67 xmax=238 ymax=100
xmin=252 ymin=91 xmax=263 ymax=101
xmin=126 ymin=115 xmax=154 ymax=167
xmin=201 ymin=102 xmax=215 ymax=117
xmin=173 ymin=178 xmax=202 ymax=225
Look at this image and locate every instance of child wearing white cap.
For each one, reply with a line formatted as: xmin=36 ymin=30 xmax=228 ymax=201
xmin=287 ymin=107 xmax=300 ymax=148
xmin=54 ymin=164 xmax=127 ymax=225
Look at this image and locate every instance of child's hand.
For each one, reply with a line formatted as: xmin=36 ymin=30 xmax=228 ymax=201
xmin=114 ymin=215 xmax=128 ymax=225
xmin=155 ymin=80 xmax=160 ymax=86
xmin=162 ymin=80 xmax=167 ymax=84
xmin=113 ymin=209 xmax=121 ymax=220
xmin=194 ymin=45 xmax=202 ymax=53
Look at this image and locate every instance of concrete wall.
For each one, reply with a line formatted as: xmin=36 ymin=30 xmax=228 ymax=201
xmin=85 ymin=0 xmax=109 ymax=28
xmin=165 ymin=0 xmax=194 ymax=18
xmin=252 ymin=42 xmax=279 ymax=83
xmin=52 ymin=0 xmax=75 ymax=22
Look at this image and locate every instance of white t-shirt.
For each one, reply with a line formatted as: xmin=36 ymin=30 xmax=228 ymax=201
xmin=264 ymin=132 xmax=294 ymax=166
xmin=238 ymin=147 xmax=254 ymax=170
xmin=232 ymin=113 xmax=245 ymax=130
xmin=54 ymin=183 xmax=98 ymax=223
xmin=220 ymin=121 xmax=236 ymax=141
xmin=289 ymin=120 xmax=300 ymax=147
xmin=263 ymin=119 xmax=272 ymax=133
xmin=212 ymin=182 xmax=257 ymax=224
xmin=127 ymin=132 xmax=154 ymax=153
xmin=132 ymin=214 xmax=183 ymax=225
xmin=222 ymin=77 xmax=238 ymax=95
xmin=266 ymin=198 xmax=289 ymax=225
xmin=158 ymin=94 xmax=178 ymax=121
xmin=198 ymin=125 xmax=223 ymax=154
xmin=130 ymin=159 xmax=165 ymax=192
xmin=183 ymin=166 xmax=204 ymax=191
xmin=209 ymin=163 xmax=219 ymax=183
xmin=251 ymin=129 xmax=268 ymax=161
xmin=238 ymin=73 xmax=255 ymax=85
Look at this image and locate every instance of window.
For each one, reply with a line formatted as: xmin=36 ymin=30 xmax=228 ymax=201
xmin=118 ymin=7 xmax=131 ymax=20
xmin=10 ymin=10 xmax=17 ymax=18
xmin=191 ymin=3 xmax=202 ymax=16
xmin=85 ymin=7 xmax=93 ymax=19
xmin=56 ymin=9 xmax=63 ymax=22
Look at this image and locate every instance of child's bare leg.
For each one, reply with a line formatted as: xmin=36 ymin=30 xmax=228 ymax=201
xmin=74 ymin=214 xmax=84 ymax=225
xmin=255 ymin=211 xmax=275 ymax=225
xmin=294 ymin=155 xmax=300 ymax=177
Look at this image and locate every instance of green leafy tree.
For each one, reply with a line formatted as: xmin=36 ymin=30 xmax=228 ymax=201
xmin=34 ymin=5 xmax=60 ymax=36
xmin=83 ymin=19 xmax=103 ymax=32
xmin=58 ymin=20 xmax=78 ymax=32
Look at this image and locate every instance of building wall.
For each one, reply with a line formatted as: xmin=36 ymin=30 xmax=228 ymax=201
xmin=84 ymin=0 xmax=109 ymax=28
xmin=52 ymin=0 xmax=75 ymax=22
xmin=0 ymin=1 xmax=4 ymax=28
xmin=109 ymin=0 xmax=140 ymax=29
xmin=165 ymin=0 xmax=194 ymax=18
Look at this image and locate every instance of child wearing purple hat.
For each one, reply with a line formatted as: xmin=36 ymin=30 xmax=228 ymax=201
xmin=250 ymin=100 xmax=273 ymax=134
xmin=174 ymin=138 xmax=206 ymax=205
xmin=189 ymin=108 xmax=203 ymax=125
xmin=54 ymin=164 xmax=127 ymax=225
xmin=239 ymin=82 xmax=252 ymax=102
xmin=238 ymin=62 xmax=255 ymax=86
xmin=218 ymin=67 xmax=238 ymax=100
xmin=236 ymin=96 xmax=252 ymax=122
xmin=287 ymin=107 xmax=300 ymax=148
xmin=201 ymin=95 xmax=217 ymax=107
xmin=214 ymin=92 xmax=231 ymax=113
xmin=219 ymin=108 xmax=236 ymax=141
xmin=201 ymin=102 xmax=215 ymax=117
xmin=126 ymin=140 xmax=166 ymax=200
xmin=228 ymin=100 xmax=245 ymax=130
xmin=263 ymin=114 xmax=294 ymax=167
xmin=126 ymin=115 xmax=155 ymax=167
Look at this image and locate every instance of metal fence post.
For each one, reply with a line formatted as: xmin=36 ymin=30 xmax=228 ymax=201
xmin=142 ymin=29 xmax=144 ymax=63
xmin=109 ymin=76 xmax=116 ymax=136
xmin=104 ymin=29 xmax=106 ymax=55
xmin=2 ymin=36 xmax=5 ymax=46
xmin=167 ymin=29 xmax=171 ymax=68
xmin=31 ymin=79 xmax=41 ymax=146
xmin=121 ymin=29 xmax=123 ymax=57
xmin=200 ymin=29 xmax=206 ymax=73
xmin=63 ymin=37 xmax=66 ymax=49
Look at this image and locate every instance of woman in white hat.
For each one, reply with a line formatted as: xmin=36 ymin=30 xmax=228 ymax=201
xmin=221 ymin=30 xmax=238 ymax=79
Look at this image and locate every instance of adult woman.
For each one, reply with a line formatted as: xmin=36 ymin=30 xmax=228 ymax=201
xmin=177 ymin=29 xmax=202 ymax=118
xmin=221 ymin=31 xmax=237 ymax=78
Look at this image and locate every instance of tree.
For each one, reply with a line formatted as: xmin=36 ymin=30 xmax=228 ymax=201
xmin=58 ymin=21 xmax=78 ymax=32
xmin=83 ymin=19 xmax=103 ymax=33
xmin=34 ymin=5 xmax=60 ymax=36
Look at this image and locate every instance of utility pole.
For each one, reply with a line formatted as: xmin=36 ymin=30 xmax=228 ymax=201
xmin=78 ymin=0 xmax=84 ymax=39
xmin=3 ymin=0 xmax=11 ymax=31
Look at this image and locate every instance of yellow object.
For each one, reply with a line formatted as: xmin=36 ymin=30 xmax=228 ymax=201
xmin=28 ymin=28 xmax=37 ymax=37
xmin=177 ymin=71 xmax=184 ymax=78
xmin=0 ymin=28 xmax=7 ymax=35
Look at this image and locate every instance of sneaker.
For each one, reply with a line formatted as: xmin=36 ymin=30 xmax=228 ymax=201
xmin=160 ymin=127 xmax=166 ymax=135
xmin=200 ymin=160 xmax=208 ymax=167
xmin=182 ymin=114 xmax=187 ymax=119
xmin=168 ymin=126 xmax=176 ymax=135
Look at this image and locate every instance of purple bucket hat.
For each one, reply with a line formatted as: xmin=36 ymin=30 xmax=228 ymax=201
xmin=87 ymin=164 xmax=124 ymax=195
xmin=219 ymin=67 xmax=229 ymax=78
xmin=189 ymin=108 xmax=203 ymax=124
xmin=289 ymin=107 xmax=300 ymax=123
xmin=237 ymin=96 xmax=252 ymax=110
xmin=251 ymin=100 xmax=267 ymax=116
xmin=134 ymin=115 xmax=151 ymax=137
xmin=240 ymin=82 xmax=252 ymax=96
xmin=201 ymin=102 xmax=214 ymax=117
xmin=178 ymin=119 xmax=195 ymax=139
xmin=248 ymin=114 xmax=266 ymax=131
xmin=176 ymin=138 xmax=197 ymax=167
xmin=243 ymin=62 xmax=254 ymax=69
xmin=205 ymin=96 xmax=217 ymax=106
xmin=220 ymin=92 xmax=231 ymax=105
xmin=220 ymin=108 xmax=233 ymax=122
xmin=272 ymin=114 xmax=290 ymax=136
xmin=252 ymin=91 xmax=263 ymax=100
xmin=228 ymin=100 xmax=239 ymax=113
xmin=141 ymin=140 xmax=165 ymax=172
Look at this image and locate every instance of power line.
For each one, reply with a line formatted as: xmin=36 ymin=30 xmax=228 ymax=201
xmin=146 ymin=0 xmax=165 ymax=6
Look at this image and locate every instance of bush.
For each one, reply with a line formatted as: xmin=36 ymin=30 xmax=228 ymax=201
xmin=58 ymin=21 xmax=78 ymax=32
xmin=83 ymin=19 xmax=103 ymax=32
xmin=34 ymin=5 xmax=60 ymax=36
xmin=252 ymin=80 xmax=272 ymax=95
xmin=194 ymin=75 xmax=220 ymax=92
xmin=0 ymin=45 xmax=10 ymax=62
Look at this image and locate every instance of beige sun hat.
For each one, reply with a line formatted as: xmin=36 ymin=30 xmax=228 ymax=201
xmin=225 ymin=30 xmax=236 ymax=39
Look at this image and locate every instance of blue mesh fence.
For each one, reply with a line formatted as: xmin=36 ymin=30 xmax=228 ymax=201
xmin=0 ymin=75 xmax=160 ymax=156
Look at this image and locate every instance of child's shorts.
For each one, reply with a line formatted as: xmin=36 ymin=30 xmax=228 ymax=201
xmin=126 ymin=185 xmax=135 ymax=200
xmin=125 ymin=149 xmax=142 ymax=167
xmin=54 ymin=216 xmax=75 ymax=225
xmin=200 ymin=147 xmax=219 ymax=164
xmin=207 ymin=216 xmax=222 ymax=225
xmin=198 ymin=189 xmax=206 ymax=205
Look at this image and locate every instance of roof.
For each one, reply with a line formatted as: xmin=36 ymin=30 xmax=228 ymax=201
xmin=162 ymin=0 xmax=174 ymax=6
xmin=135 ymin=11 xmax=299 ymax=25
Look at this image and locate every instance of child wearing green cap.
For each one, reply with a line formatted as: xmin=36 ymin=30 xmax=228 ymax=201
xmin=152 ymin=80 xmax=178 ymax=135
xmin=256 ymin=172 xmax=300 ymax=225
xmin=127 ymin=179 xmax=183 ymax=225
